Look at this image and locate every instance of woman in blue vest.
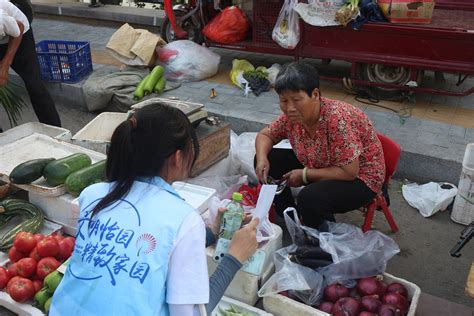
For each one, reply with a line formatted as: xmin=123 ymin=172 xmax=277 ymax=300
xmin=50 ymin=103 xmax=259 ymax=315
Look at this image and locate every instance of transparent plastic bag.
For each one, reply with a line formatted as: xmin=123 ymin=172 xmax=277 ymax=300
xmin=230 ymin=132 xmax=258 ymax=184
xmin=259 ymin=208 xmax=400 ymax=303
xmin=156 ymin=40 xmax=220 ymax=82
xmin=272 ymin=0 xmax=300 ymax=50
xmin=402 ymin=182 xmax=458 ymax=218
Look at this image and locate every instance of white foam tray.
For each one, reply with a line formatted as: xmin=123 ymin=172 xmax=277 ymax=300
xmin=172 ymin=181 xmax=216 ymax=214
xmin=212 ymin=296 xmax=273 ymax=316
xmin=0 ymin=133 xmax=106 ymax=197
xmin=263 ymin=273 xmax=421 ymax=316
xmin=0 ymin=122 xmax=71 ymax=146
xmin=0 ymin=292 xmax=44 ymax=316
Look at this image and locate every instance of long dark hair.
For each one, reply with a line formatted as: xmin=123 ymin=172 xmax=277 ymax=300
xmin=89 ymin=103 xmax=199 ymax=219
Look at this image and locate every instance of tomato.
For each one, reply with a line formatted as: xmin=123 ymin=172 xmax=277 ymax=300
xmin=0 ymin=267 xmax=10 ymax=289
xmin=16 ymin=258 xmax=37 ymax=278
xmin=57 ymin=239 xmax=74 ymax=261
xmin=8 ymin=246 xmax=28 ymax=263
xmin=13 ymin=232 xmax=37 ymax=254
xmin=37 ymin=237 xmax=59 ymax=258
xmin=36 ymin=257 xmax=61 ymax=280
xmin=53 ymin=234 xmax=65 ymax=243
xmin=33 ymin=234 xmax=45 ymax=243
xmin=29 ymin=247 xmax=41 ymax=262
xmin=6 ymin=276 xmax=22 ymax=293
xmin=32 ymin=280 xmax=43 ymax=293
xmin=7 ymin=263 xmax=19 ymax=278
xmin=8 ymin=277 xmax=35 ymax=303
xmin=63 ymin=236 xmax=75 ymax=249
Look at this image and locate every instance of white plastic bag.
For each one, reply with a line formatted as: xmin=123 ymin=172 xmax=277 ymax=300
xmin=156 ymin=40 xmax=221 ymax=82
xmin=402 ymin=182 xmax=458 ymax=218
xmin=230 ymin=131 xmax=258 ymax=184
xmin=294 ymin=0 xmax=346 ymax=27
xmin=189 ymin=175 xmax=248 ymax=200
xmin=272 ymin=0 xmax=300 ymax=50
xmin=267 ymin=63 xmax=282 ymax=87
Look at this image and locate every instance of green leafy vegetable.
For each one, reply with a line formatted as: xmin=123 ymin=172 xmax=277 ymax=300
xmin=0 ymin=82 xmax=27 ymax=127
xmin=219 ymin=304 xmax=256 ymax=316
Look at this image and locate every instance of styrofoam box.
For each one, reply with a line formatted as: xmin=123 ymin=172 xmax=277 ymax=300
xmin=206 ymin=224 xmax=283 ymax=305
xmin=0 ymin=122 xmax=71 ymax=146
xmin=172 ymin=181 xmax=217 ymax=214
xmin=212 ymin=296 xmax=273 ymax=316
xmin=263 ymin=273 xmax=422 ymax=316
xmin=0 ymin=292 xmax=44 ymax=316
xmin=71 ymin=112 xmax=128 ymax=154
xmin=29 ymin=191 xmax=80 ymax=236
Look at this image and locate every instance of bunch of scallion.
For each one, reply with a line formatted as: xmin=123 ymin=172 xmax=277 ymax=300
xmin=0 ymin=83 xmax=26 ymax=127
xmin=335 ymin=0 xmax=360 ymax=26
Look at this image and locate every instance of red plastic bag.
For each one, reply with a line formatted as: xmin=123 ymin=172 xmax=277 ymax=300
xmin=239 ymin=184 xmax=277 ymax=223
xmin=203 ymin=6 xmax=250 ymax=44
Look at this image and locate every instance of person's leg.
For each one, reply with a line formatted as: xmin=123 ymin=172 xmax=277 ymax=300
xmin=10 ymin=30 xmax=61 ymax=127
xmin=255 ymin=148 xmax=303 ymax=216
xmin=296 ymin=179 xmax=376 ymax=229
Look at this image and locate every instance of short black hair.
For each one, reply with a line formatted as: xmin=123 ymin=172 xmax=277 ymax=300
xmin=275 ymin=61 xmax=320 ymax=97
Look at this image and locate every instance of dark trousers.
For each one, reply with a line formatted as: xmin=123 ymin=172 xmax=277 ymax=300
xmin=0 ymin=30 xmax=61 ymax=127
xmin=264 ymin=148 xmax=376 ymax=229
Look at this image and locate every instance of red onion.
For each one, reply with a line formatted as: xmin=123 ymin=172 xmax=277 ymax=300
xmin=379 ymin=303 xmax=404 ymax=316
xmin=383 ymin=293 xmax=409 ymax=313
xmin=387 ymin=282 xmax=408 ymax=298
xmin=357 ymin=277 xmax=380 ymax=296
xmin=316 ymin=302 xmax=334 ymax=314
xmin=324 ymin=283 xmax=350 ymax=303
xmin=332 ymin=297 xmax=361 ymax=316
xmin=360 ymin=312 xmax=377 ymax=316
xmin=361 ymin=295 xmax=382 ymax=313
xmin=378 ymin=280 xmax=388 ymax=296
xmin=349 ymin=287 xmax=361 ymax=300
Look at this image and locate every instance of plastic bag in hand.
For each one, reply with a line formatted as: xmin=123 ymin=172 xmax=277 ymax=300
xmin=272 ymin=0 xmax=300 ymax=50
xmin=156 ymin=40 xmax=220 ymax=82
xmin=203 ymin=6 xmax=250 ymax=44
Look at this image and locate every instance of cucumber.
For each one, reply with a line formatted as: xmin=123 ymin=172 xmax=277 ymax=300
xmin=65 ymin=160 xmax=107 ymax=196
xmin=153 ymin=76 xmax=167 ymax=94
xmin=144 ymin=65 xmax=165 ymax=94
xmin=9 ymin=158 xmax=55 ymax=184
xmin=43 ymin=153 xmax=92 ymax=187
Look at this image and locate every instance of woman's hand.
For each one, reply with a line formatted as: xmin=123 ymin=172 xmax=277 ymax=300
xmin=228 ymin=218 xmax=259 ymax=263
xmin=255 ymin=157 xmax=270 ymax=183
xmin=283 ymin=169 xmax=304 ymax=187
xmin=209 ymin=207 xmax=253 ymax=237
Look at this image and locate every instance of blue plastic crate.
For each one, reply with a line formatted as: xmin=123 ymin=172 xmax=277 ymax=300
xmin=36 ymin=40 xmax=93 ymax=83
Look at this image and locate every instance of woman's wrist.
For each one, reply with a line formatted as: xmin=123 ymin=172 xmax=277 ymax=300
xmin=302 ymin=167 xmax=309 ymax=185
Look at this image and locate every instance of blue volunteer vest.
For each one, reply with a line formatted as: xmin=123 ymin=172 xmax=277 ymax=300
xmin=50 ymin=177 xmax=194 ymax=316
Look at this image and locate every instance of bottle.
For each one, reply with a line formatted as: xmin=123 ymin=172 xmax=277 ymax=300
xmin=218 ymin=192 xmax=245 ymax=240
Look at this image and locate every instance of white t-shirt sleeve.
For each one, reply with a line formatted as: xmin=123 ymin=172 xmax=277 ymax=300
xmin=0 ymin=0 xmax=30 ymax=35
xmin=166 ymin=211 xmax=209 ymax=305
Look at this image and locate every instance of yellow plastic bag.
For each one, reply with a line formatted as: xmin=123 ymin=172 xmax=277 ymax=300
xmin=230 ymin=59 xmax=254 ymax=88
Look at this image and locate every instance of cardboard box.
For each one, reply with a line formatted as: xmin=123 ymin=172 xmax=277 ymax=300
xmin=379 ymin=0 xmax=435 ymax=24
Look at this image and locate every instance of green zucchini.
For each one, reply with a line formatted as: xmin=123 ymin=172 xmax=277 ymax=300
xmin=0 ymin=199 xmax=44 ymax=251
xmin=134 ymin=74 xmax=150 ymax=100
xmin=9 ymin=158 xmax=55 ymax=184
xmin=43 ymin=153 xmax=92 ymax=187
xmin=143 ymin=65 xmax=165 ymax=94
xmin=65 ymin=160 xmax=107 ymax=196
xmin=153 ymin=76 xmax=167 ymax=94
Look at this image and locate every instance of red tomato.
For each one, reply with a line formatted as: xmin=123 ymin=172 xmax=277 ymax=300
xmin=53 ymin=234 xmax=65 ymax=243
xmin=13 ymin=232 xmax=37 ymax=254
xmin=7 ymin=277 xmax=35 ymax=303
xmin=57 ymin=239 xmax=74 ymax=261
xmin=36 ymin=257 xmax=61 ymax=280
xmin=29 ymin=247 xmax=41 ymax=262
xmin=63 ymin=236 xmax=75 ymax=249
xmin=37 ymin=236 xmax=59 ymax=258
xmin=32 ymin=280 xmax=43 ymax=293
xmin=8 ymin=246 xmax=28 ymax=263
xmin=16 ymin=258 xmax=37 ymax=278
xmin=6 ymin=276 xmax=22 ymax=293
xmin=6 ymin=263 xmax=19 ymax=279
xmin=33 ymin=234 xmax=45 ymax=243
xmin=0 ymin=267 xmax=10 ymax=289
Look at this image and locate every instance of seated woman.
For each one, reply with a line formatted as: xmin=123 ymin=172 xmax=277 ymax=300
xmin=50 ymin=103 xmax=258 ymax=316
xmin=255 ymin=61 xmax=385 ymax=229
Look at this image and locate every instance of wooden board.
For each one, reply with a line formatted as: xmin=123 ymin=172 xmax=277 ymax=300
xmin=466 ymin=262 xmax=474 ymax=298
xmin=191 ymin=123 xmax=231 ymax=177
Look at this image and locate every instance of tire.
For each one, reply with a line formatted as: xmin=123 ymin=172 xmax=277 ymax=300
xmin=357 ymin=63 xmax=424 ymax=100
xmin=160 ymin=12 xmax=204 ymax=44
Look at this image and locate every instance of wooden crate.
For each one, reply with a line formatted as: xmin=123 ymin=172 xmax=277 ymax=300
xmin=191 ymin=123 xmax=231 ymax=177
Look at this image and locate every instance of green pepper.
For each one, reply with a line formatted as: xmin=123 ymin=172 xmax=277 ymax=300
xmin=34 ymin=288 xmax=52 ymax=310
xmin=44 ymin=270 xmax=63 ymax=294
xmin=44 ymin=297 xmax=52 ymax=314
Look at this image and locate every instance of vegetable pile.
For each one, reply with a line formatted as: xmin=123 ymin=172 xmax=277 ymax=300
xmin=1 ymin=231 xmax=74 ymax=312
xmin=133 ymin=65 xmax=167 ymax=100
xmin=219 ymin=304 xmax=256 ymax=316
xmin=335 ymin=0 xmax=360 ymax=26
xmin=314 ymin=276 xmax=411 ymax=316
xmin=242 ymin=68 xmax=271 ymax=96
xmin=9 ymin=154 xmax=106 ymax=196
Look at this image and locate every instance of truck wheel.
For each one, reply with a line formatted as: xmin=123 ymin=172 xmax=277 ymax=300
xmin=160 ymin=12 xmax=203 ymax=44
xmin=358 ymin=63 xmax=423 ymax=99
